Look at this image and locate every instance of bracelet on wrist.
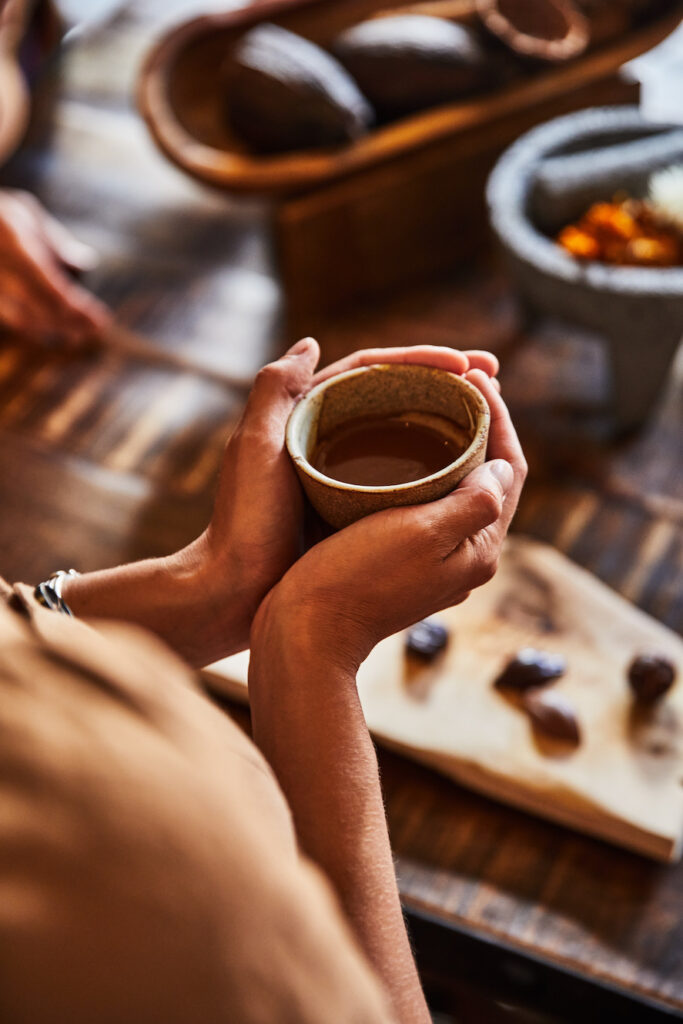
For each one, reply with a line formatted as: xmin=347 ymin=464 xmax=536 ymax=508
xmin=34 ymin=569 xmax=80 ymax=616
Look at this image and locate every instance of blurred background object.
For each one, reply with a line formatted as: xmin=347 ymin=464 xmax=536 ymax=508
xmin=138 ymin=0 xmax=681 ymax=336
xmin=487 ymin=106 xmax=683 ymax=432
xmin=0 ymin=0 xmax=62 ymax=164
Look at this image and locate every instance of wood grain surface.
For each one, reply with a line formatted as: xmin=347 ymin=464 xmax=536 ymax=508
xmin=0 ymin=2 xmax=681 ymax=1018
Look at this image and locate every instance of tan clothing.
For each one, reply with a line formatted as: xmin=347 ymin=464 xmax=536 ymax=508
xmin=0 ymin=580 xmax=393 ymax=1024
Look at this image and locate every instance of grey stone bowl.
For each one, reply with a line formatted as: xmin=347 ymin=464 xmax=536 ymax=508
xmin=486 ymin=106 xmax=683 ymax=432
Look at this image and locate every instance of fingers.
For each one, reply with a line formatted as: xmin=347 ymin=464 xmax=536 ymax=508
xmin=465 ymin=369 xmax=527 ymax=524
xmin=423 ymin=459 xmax=514 ymax=555
xmin=245 ymin=337 xmax=320 ymax=425
xmin=3 ymin=267 xmax=109 ymax=346
xmin=312 ymin=345 xmax=470 ymax=386
xmin=19 ymin=232 xmax=110 ymax=331
xmin=0 ymin=192 xmax=110 ymax=345
xmin=465 ymin=350 xmax=499 ymax=377
xmin=0 ymin=278 xmax=87 ymax=345
xmin=8 ymin=189 xmax=99 ymax=272
xmin=466 ymin=370 xmax=524 ymax=469
xmin=44 ymin=216 xmax=100 ymax=274
xmin=30 ymin=204 xmax=100 ymax=273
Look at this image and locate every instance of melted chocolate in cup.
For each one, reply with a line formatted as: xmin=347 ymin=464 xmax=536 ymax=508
xmin=312 ymin=412 xmax=465 ymax=487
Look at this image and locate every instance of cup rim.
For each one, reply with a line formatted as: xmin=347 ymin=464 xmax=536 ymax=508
xmin=285 ymin=362 xmax=490 ymax=494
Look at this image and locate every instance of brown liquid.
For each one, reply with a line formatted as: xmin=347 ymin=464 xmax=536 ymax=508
xmin=312 ymin=414 xmax=464 ymax=486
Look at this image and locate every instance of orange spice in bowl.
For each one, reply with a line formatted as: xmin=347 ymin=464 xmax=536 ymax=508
xmin=557 ymin=195 xmax=683 ymax=268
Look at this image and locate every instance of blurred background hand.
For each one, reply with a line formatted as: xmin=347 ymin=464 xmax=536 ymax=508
xmin=0 ymin=188 xmax=111 ymax=345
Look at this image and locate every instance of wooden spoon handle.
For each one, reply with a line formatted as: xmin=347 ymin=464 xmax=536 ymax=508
xmin=102 ymin=325 xmax=254 ymax=393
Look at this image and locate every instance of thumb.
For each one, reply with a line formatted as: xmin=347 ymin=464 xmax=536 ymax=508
xmin=246 ymin=337 xmax=320 ymax=423
xmin=43 ymin=215 xmax=100 ymax=272
xmin=429 ymin=459 xmax=513 ymax=552
xmin=12 ymin=189 xmax=100 ymax=272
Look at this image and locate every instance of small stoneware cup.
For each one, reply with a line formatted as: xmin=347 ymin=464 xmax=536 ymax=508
xmin=286 ymin=363 xmax=490 ymax=529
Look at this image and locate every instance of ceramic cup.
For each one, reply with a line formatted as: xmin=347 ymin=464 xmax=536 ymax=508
xmin=286 ymin=363 xmax=490 ymax=529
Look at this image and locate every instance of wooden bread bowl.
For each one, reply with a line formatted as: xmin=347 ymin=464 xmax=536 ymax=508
xmin=137 ymin=0 xmax=682 ymax=196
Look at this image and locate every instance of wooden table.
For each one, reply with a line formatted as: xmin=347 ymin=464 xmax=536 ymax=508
xmin=0 ymin=3 xmax=681 ymax=1021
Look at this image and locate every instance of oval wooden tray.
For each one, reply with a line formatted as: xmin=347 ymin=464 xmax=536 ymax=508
xmin=137 ymin=1 xmax=682 ymax=196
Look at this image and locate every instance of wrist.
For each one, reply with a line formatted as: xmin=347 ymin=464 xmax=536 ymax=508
xmin=60 ymin=539 xmax=250 ymax=668
xmin=249 ymin=577 xmax=371 ymax=685
xmin=163 ymin=533 xmax=253 ymax=664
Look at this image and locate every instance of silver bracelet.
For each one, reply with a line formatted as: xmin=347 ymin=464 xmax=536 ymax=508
xmin=34 ymin=569 xmax=80 ymax=616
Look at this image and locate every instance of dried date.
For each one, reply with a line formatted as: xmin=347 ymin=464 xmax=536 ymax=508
xmin=628 ymin=654 xmax=676 ymax=704
xmin=494 ymin=648 xmax=566 ymax=691
xmin=405 ymin=619 xmax=449 ymax=660
xmin=523 ymin=690 xmax=581 ymax=744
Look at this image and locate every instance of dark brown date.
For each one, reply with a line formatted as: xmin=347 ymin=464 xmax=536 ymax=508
xmin=628 ymin=654 xmax=676 ymax=703
xmin=523 ymin=690 xmax=581 ymax=744
xmin=494 ymin=648 xmax=566 ymax=690
xmin=405 ymin=619 xmax=449 ymax=660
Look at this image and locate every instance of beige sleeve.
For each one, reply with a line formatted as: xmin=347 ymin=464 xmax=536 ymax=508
xmin=0 ymin=586 xmax=395 ymax=1024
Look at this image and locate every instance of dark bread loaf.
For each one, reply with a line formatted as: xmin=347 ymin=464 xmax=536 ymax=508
xmin=333 ymin=15 xmax=496 ymax=119
xmin=227 ymin=23 xmax=374 ymax=154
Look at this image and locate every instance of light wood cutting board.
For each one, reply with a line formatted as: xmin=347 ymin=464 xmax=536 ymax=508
xmin=204 ymin=536 xmax=683 ymax=863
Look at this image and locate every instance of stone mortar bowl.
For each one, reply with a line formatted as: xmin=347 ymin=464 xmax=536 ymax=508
xmin=486 ymin=106 xmax=683 ymax=433
xmin=286 ymin=363 xmax=490 ymax=529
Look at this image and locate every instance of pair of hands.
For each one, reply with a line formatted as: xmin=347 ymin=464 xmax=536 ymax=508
xmin=0 ymin=190 xmax=525 ymax=669
xmin=193 ymin=337 xmax=526 ymax=669
xmin=0 ymin=189 xmax=110 ymax=345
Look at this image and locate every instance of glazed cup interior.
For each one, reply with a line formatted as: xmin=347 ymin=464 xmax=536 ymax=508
xmin=286 ymin=363 xmax=490 ymax=528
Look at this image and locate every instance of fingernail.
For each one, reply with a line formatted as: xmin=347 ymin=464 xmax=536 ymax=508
xmin=287 ymin=337 xmax=315 ymax=357
xmin=489 ymin=459 xmax=513 ymax=494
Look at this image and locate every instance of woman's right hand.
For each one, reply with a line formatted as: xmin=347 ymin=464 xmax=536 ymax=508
xmin=252 ymin=370 xmax=526 ymax=673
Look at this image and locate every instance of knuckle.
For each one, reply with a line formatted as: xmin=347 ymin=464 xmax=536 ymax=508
xmin=479 ymin=486 xmax=504 ymax=522
xmin=254 ymin=359 xmax=303 ymax=401
xmin=423 ymin=510 xmax=456 ymax=556
xmin=255 ymin=362 xmax=286 ymax=389
xmin=421 ymin=507 xmax=445 ymax=537
xmin=405 ymin=509 xmax=451 ymax=560
xmin=471 ymin=560 xmax=495 ymax=587
xmin=471 ymin=536 xmax=500 ymax=585
xmin=482 ymin=553 xmax=500 ymax=583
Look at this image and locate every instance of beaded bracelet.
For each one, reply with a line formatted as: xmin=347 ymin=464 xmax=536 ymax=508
xmin=34 ymin=569 xmax=80 ymax=616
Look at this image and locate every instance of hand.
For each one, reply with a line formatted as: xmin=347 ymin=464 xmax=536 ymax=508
xmin=0 ymin=189 xmax=111 ymax=345
xmin=62 ymin=340 xmax=500 ymax=666
xmin=193 ymin=339 xmax=501 ymax=657
xmin=253 ymin=368 xmax=526 ymax=672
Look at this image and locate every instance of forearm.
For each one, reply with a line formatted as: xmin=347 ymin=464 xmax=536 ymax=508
xmin=61 ymin=537 xmax=249 ymax=668
xmin=249 ymin=592 xmax=430 ymax=1024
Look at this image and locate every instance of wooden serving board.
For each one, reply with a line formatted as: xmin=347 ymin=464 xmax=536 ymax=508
xmin=204 ymin=536 xmax=683 ymax=862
